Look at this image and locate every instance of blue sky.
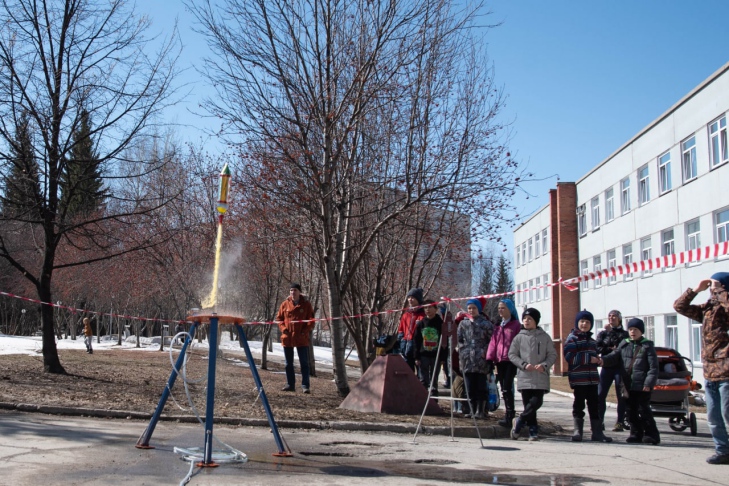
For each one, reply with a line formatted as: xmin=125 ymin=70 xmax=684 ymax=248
xmin=141 ymin=1 xmax=729 ymax=258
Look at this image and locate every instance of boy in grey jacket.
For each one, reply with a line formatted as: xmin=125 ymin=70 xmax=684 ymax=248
xmin=508 ymin=308 xmax=557 ymax=441
xmin=600 ymin=318 xmax=660 ymax=445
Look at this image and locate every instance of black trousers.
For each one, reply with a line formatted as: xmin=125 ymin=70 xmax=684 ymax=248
xmin=572 ymin=384 xmax=600 ymax=420
xmin=519 ymin=389 xmax=545 ymax=426
xmin=626 ymin=390 xmax=659 ymax=439
xmin=496 ymin=361 xmax=517 ymax=414
xmin=464 ymin=372 xmax=487 ymax=414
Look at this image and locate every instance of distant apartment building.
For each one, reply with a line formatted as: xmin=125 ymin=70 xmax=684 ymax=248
xmin=514 ymin=61 xmax=729 ymax=382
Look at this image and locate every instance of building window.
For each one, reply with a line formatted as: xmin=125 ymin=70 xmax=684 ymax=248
xmin=682 ymin=136 xmax=697 ymax=182
xmin=623 ymin=243 xmax=633 ymax=281
xmin=644 ymin=316 xmax=655 ymax=341
xmin=515 ymin=245 xmax=521 ymax=267
xmin=658 ymin=152 xmax=672 ymax=194
xmin=534 ymin=232 xmax=541 ymax=258
xmin=535 ymin=276 xmax=541 ymax=301
xmin=607 ymin=249 xmax=617 ymax=284
xmin=691 ymin=319 xmax=702 ymax=363
xmin=593 ymin=255 xmax=602 ymax=288
xmin=521 ymin=243 xmax=527 ymax=267
xmin=528 ymin=237 xmax=533 ymax=262
xmin=528 ymin=279 xmax=534 ymax=303
xmin=686 ymin=219 xmax=701 ymax=251
xmin=542 ymin=228 xmax=548 ymax=255
xmin=577 ymin=204 xmax=587 ymax=236
xmin=640 ymin=237 xmax=652 ymax=276
xmin=716 ymin=208 xmax=729 ymax=244
xmin=591 ymin=196 xmax=600 ymax=230
xmin=580 ymin=260 xmax=589 ymax=291
xmin=665 ymin=315 xmax=678 ymax=351
xmin=605 ymin=188 xmax=614 ymax=222
xmin=661 ymin=228 xmax=675 ymax=257
xmin=543 ymin=273 xmax=550 ymax=299
xmin=621 ymin=178 xmax=631 ymax=214
xmin=710 ymin=116 xmax=728 ymax=168
xmin=638 ymin=165 xmax=650 ymax=205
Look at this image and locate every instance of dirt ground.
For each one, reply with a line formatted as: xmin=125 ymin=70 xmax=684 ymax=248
xmin=0 ymin=348 xmax=493 ymax=427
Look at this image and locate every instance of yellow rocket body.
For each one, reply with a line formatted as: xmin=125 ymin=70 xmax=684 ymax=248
xmin=216 ymin=163 xmax=231 ymax=223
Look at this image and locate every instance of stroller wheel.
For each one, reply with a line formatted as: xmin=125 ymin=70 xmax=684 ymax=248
xmin=669 ymin=416 xmax=687 ymax=432
xmin=689 ymin=413 xmax=697 ymax=436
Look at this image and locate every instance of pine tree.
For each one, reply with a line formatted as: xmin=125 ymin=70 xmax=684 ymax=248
xmin=477 ymin=252 xmax=500 ymax=320
xmin=2 ymin=111 xmax=41 ymax=218
xmin=59 ymin=109 xmax=106 ymax=219
xmin=495 ymin=255 xmax=513 ymax=299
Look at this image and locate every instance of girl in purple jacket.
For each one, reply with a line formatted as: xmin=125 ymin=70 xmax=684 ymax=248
xmin=486 ymin=298 xmax=521 ymax=428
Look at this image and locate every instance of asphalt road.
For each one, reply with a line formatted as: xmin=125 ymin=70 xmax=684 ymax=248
xmin=0 ymin=390 xmax=724 ymax=486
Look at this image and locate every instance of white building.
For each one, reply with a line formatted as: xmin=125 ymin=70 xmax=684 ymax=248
xmin=514 ymin=61 xmax=729 ymax=382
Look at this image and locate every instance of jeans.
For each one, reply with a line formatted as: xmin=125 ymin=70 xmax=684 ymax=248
xmin=283 ymin=346 xmax=310 ymax=389
xmin=598 ymin=366 xmax=626 ymax=424
xmin=705 ymin=379 xmax=729 ymax=456
xmin=417 ymin=355 xmax=437 ymax=390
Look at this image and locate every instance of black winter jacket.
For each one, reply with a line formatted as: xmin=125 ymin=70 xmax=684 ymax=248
xmin=602 ymin=338 xmax=658 ymax=390
xmin=596 ymin=325 xmax=629 ymax=359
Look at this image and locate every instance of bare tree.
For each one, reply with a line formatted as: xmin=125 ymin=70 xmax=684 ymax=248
xmin=190 ymin=0 xmax=523 ymax=396
xmin=0 ymin=0 xmax=182 ymax=373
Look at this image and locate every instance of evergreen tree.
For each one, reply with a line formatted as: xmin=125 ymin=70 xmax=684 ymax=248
xmin=2 ymin=111 xmax=41 ymax=218
xmin=477 ymin=252 xmax=499 ymax=320
xmin=59 ymin=109 xmax=106 ymax=219
xmin=495 ymin=254 xmax=514 ymax=300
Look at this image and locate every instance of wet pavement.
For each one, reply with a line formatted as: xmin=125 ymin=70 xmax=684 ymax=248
xmin=0 ymin=392 xmax=724 ymax=485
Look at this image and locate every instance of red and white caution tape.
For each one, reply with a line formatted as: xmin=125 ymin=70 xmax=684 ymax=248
xmin=2 ymin=242 xmax=726 ymax=327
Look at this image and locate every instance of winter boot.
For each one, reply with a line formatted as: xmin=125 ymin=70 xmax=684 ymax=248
xmin=571 ymin=417 xmax=584 ymax=442
xmin=590 ymin=419 xmax=613 ymax=443
xmin=476 ymin=400 xmax=488 ymax=419
xmin=498 ymin=411 xmax=515 ymax=428
xmin=511 ymin=417 xmax=524 ymax=440
xmin=642 ymin=421 xmax=660 ymax=445
xmin=626 ymin=423 xmax=643 ymax=443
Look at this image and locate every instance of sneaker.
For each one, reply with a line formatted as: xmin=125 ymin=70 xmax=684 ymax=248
xmin=281 ymin=385 xmax=295 ymax=392
xmin=302 ymin=387 xmax=310 ymax=394
xmin=528 ymin=425 xmax=539 ymax=441
xmin=612 ymin=422 xmax=625 ymax=432
xmin=707 ymin=453 xmax=729 ymax=465
xmin=528 ymin=434 xmax=540 ymax=442
xmin=642 ymin=436 xmax=660 ymax=445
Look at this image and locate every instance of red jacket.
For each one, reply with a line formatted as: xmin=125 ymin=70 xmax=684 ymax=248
xmin=276 ymin=296 xmax=315 ymax=347
xmin=397 ymin=308 xmax=425 ymax=341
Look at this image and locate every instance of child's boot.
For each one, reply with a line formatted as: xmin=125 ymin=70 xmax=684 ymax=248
xmin=498 ymin=411 xmax=514 ymax=428
xmin=590 ymin=419 xmax=613 ymax=442
xmin=571 ymin=418 xmax=584 ymax=442
xmin=511 ymin=416 xmax=523 ymax=440
xmin=626 ymin=422 xmax=643 ymax=443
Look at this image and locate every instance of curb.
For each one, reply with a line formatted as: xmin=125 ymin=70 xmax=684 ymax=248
xmin=0 ymin=401 xmax=562 ymax=438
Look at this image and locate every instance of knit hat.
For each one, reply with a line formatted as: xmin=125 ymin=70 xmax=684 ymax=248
xmin=574 ymin=310 xmax=594 ymax=330
xmin=466 ymin=298 xmax=483 ymax=313
xmin=711 ymin=272 xmax=729 ymax=291
xmin=607 ymin=309 xmax=622 ymax=322
xmin=522 ymin=307 xmax=541 ymax=325
xmin=499 ymin=298 xmax=518 ymax=321
xmin=627 ymin=317 xmax=645 ymax=334
xmin=406 ymin=288 xmax=424 ymax=305
xmin=290 ymin=283 xmax=302 ymax=291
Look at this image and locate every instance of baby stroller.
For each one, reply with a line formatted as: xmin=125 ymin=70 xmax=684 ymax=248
xmin=650 ymin=347 xmax=701 ymax=436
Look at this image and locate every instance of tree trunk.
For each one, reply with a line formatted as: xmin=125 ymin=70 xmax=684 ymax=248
xmin=325 ymin=266 xmax=349 ymax=397
xmin=38 ymin=274 xmax=65 ymax=374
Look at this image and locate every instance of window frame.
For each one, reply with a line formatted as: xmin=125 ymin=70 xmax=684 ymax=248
xmin=686 ymin=219 xmax=701 ymax=251
xmin=580 ymin=259 xmax=589 ymax=291
xmin=638 ymin=165 xmax=650 ymax=205
xmin=605 ymin=187 xmax=615 ymax=222
xmin=620 ymin=177 xmax=631 ymax=214
xmin=658 ymin=152 xmax=672 ymax=194
xmin=577 ymin=204 xmax=587 ymax=236
xmin=534 ymin=232 xmax=541 ymax=258
xmin=591 ymin=196 xmax=600 ymax=230
xmin=607 ymin=249 xmax=617 ymax=285
xmin=682 ymin=136 xmax=697 ymax=183
xmin=543 ymin=273 xmax=550 ymax=299
xmin=593 ymin=255 xmax=602 ymax=288
xmin=640 ymin=237 xmax=652 ymax=276
xmin=690 ymin=319 xmax=702 ymax=364
xmin=665 ymin=315 xmax=678 ymax=351
xmin=622 ymin=243 xmax=633 ymax=281
xmin=716 ymin=207 xmax=729 ymax=245
xmin=542 ymin=228 xmax=548 ymax=255
xmin=709 ymin=115 xmax=728 ymax=169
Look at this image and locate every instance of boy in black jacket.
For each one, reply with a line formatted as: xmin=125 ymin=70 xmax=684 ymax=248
xmin=414 ymin=300 xmax=443 ymax=395
xmin=600 ymin=318 xmax=660 ymax=444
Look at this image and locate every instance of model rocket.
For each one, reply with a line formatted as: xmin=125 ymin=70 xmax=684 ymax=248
xmin=216 ymin=163 xmax=231 ymax=225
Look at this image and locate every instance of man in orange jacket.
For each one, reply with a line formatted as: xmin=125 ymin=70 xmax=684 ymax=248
xmin=277 ymin=283 xmax=316 ymax=393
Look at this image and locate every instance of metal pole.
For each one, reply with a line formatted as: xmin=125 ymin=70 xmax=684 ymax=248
xmin=136 ymin=322 xmax=198 ymax=449
xmin=235 ymin=324 xmax=292 ymax=456
xmin=200 ymin=315 xmax=220 ymax=466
